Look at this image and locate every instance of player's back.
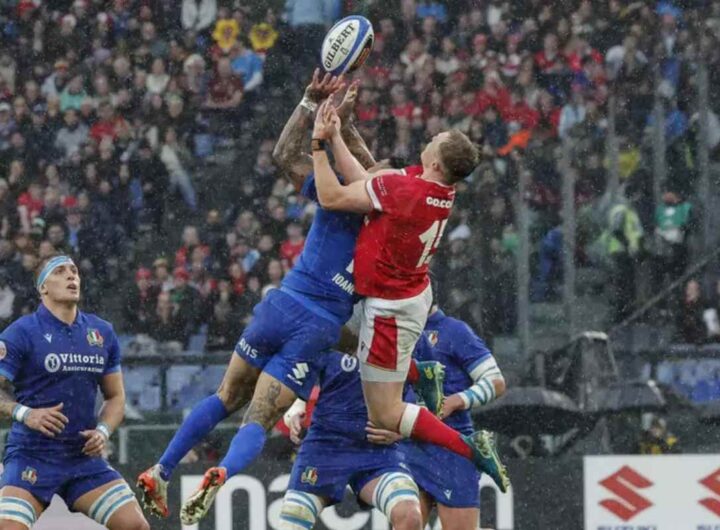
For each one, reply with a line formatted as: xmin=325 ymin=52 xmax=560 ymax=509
xmin=355 ymin=166 xmax=455 ymax=299
xmin=308 ymin=350 xmax=371 ymax=443
xmin=281 ymin=173 xmax=361 ymax=324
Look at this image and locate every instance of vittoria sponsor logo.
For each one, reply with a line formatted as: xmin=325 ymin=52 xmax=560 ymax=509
xmin=44 ymin=352 xmax=106 ymax=373
xmin=598 ymin=466 xmax=653 ymax=521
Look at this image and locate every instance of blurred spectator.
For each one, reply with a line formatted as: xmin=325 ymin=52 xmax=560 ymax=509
xmin=637 ymin=415 xmax=680 ymax=454
xmin=280 ymin=220 xmax=305 ymax=272
xmin=204 ymin=57 xmax=244 ymax=136
xmin=677 ymin=279 xmax=711 ymax=344
xmin=54 ymin=109 xmax=88 ymax=161
xmin=182 ymin=0 xmax=218 ymax=32
xmin=130 ymin=140 xmax=169 ymax=229
xmin=0 ymin=271 xmax=16 ymax=329
xmin=124 ymin=267 xmax=159 ymax=335
xmin=170 ymin=267 xmax=201 ymax=342
xmin=206 ymin=279 xmax=240 ymax=351
xmin=153 ymin=258 xmax=174 ymax=292
xmin=654 ymin=190 xmax=693 ymax=288
xmin=160 ymin=127 xmax=197 ymax=211
xmin=150 ymin=291 xmax=187 ymax=345
xmin=230 ymin=38 xmax=264 ymax=93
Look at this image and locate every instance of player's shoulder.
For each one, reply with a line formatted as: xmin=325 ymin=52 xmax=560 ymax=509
xmin=1 ymin=313 xmax=37 ymax=336
xmin=79 ymin=311 xmax=117 ymax=335
xmin=440 ymin=315 xmax=477 ymax=341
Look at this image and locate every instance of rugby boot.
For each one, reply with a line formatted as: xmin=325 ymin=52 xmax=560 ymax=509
xmin=180 ymin=466 xmax=227 ymax=525
xmin=462 ymin=430 xmax=510 ymax=493
xmin=136 ymin=464 xmax=169 ymax=518
xmin=413 ymin=360 xmax=446 ymax=415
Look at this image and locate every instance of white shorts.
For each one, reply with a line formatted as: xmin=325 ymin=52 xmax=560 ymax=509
xmin=356 ymin=284 xmax=433 ymax=383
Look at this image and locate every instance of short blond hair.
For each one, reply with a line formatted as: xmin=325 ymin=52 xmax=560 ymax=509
xmin=438 ymin=130 xmax=480 ymax=184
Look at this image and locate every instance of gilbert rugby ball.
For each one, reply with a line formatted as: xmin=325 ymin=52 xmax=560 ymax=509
xmin=320 ymin=15 xmax=374 ymax=76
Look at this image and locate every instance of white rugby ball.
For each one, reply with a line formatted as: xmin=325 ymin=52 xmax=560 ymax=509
xmin=320 ymin=15 xmax=374 ymax=76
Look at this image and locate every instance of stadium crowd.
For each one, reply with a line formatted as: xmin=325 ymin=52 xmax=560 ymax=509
xmin=0 ymin=0 xmax=717 ymax=351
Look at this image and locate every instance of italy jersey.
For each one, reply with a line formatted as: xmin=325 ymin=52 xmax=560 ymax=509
xmin=288 ymin=350 xmax=406 ymax=505
xmin=281 ymin=173 xmax=362 ymax=324
xmin=0 ymin=304 xmax=121 ymax=458
xmin=401 ymin=309 xmax=493 ymax=508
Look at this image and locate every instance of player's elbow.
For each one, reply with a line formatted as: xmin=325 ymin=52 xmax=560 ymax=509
xmin=317 ymin=192 xmax=343 ymax=211
xmin=493 ymin=375 xmax=507 ymax=399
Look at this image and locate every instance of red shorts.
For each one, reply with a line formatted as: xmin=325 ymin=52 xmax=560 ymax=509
xmin=355 ymin=284 xmax=432 ymax=382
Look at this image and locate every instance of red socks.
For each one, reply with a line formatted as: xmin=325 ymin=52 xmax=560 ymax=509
xmin=408 ymin=406 xmax=472 ymax=459
xmin=406 ymin=359 xmax=420 ymax=385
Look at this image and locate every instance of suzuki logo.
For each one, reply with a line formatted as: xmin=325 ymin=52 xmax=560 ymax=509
xmin=700 ymin=468 xmax=720 ymax=517
xmin=598 ymin=466 xmax=653 ymax=521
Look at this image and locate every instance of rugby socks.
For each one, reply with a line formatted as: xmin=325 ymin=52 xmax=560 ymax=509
xmin=406 ymin=359 xmax=420 ymax=385
xmin=219 ymin=422 xmax=267 ymax=477
xmin=399 ymin=404 xmax=472 ymax=459
xmin=158 ymin=394 xmax=229 ymax=480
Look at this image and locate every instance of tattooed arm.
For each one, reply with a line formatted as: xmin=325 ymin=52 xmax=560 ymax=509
xmin=0 ymin=375 xmax=18 ymax=418
xmin=273 ymin=69 xmax=344 ymax=190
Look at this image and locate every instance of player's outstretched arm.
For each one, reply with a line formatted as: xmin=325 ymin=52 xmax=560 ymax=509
xmin=336 ymin=81 xmax=377 ymax=173
xmin=312 ymin=101 xmax=373 ymax=213
xmin=273 ymin=69 xmax=344 ymax=189
xmin=81 ymin=372 xmax=125 ymax=456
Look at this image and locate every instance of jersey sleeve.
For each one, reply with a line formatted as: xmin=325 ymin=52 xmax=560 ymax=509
xmin=0 ymin=321 xmax=29 ymax=382
xmin=300 ymin=173 xmax=318 ymax=201
xmin=451 ymin=320 xmax=493 ymax=376
xmin=104 ymin=326 xmax=122 ymax=375
xmin=365 ymin=171 xmax=418 ymax=217
xmin=301 ymin=172 xmax=346 ymax=203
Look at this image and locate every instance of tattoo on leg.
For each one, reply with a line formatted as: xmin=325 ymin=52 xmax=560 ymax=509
xmin=243 ymin=379 xmax=284 ymax=430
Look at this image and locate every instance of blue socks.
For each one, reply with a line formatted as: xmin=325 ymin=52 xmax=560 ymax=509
xmin=219 ymin=423 xmax=267 ymax=477
xmin=158 ymin=394 xmax=229 ymax=480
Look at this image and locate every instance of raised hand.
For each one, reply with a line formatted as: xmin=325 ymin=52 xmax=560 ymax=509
xmin=336 ymin=80 xmax=360 ymax=124
xmin=305 ymin=68 xmax=346 ymax=104
xmin=24 ymin=403 xmax=69 ymax=438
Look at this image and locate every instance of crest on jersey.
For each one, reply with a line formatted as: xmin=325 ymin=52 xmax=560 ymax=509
xmin=86 ymin=329 xmax=104 ymax=347
xmin=426 ymin=330 xmax=439 ymax=347
xmin=21 ymin=466 xmax=37 ymax=485
xmin=301 ymin=467 xmax=318 ymax=486
xmin=0 ymin=341 xmax=6 ymax=360
xmin=341 ymin=354 xmax=357 ymax=372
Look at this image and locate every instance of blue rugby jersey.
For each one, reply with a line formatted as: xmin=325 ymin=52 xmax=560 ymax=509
xmin=0 ymin=304 xmax=121 ymax=457
xmin=281 ymin=174 xmax=362 ymax=325
xmin=409 ymin=310 xmax=493 ymax=434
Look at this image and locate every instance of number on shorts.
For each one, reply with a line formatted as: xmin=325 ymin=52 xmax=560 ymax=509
xmin=417 ymin=219 xmax=448 ymax=268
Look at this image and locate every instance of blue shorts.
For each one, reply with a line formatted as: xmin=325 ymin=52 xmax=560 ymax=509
xmin=289 ymin=432 xmax=407 ymax=505
xmin=400 ymin=441 xmax=480 ymax=508
xmin=0 ymin=452 xmax=122 ymax=507
xmin=235 ymin=289 xmax=341 ymax=400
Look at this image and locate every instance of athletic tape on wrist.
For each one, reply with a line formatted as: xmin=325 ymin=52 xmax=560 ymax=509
xmin=300 ymin=97 xmax=318 ymax=112
xmin=96 ymin=422 xmax=111 ymax=439
xmin=12 ymin=404 xmax=31 ymax=423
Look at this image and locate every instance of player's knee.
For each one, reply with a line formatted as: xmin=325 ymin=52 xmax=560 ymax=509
xmin=278 ymin=490 xmax=323 ymax=530
xmin=0 ymin=496 xmax=37 ymax=530
xmin=389 ymin=501 xmax=423 ymax=530
xmin=216 ymin=377 xmax=253 ymax=412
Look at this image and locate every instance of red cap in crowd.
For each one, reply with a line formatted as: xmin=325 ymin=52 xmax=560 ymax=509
xmin=135 ymin=267 xmax=152 ymax=281
xmin=173 ymin=267 xmax=190 ymax=281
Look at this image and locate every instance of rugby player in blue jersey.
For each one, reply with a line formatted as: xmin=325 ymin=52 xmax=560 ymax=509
xmin=137 ymin=71 xmax=443 ymax=524
xmin=0 ymin=256 xmax=149 ymax=530
xmin=280 ymin=349 xmax=423 ymax=530
xmin=370 ymin=302 xmax=507 ymax=529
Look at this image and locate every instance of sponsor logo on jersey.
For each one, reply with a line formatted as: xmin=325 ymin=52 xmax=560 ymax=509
xmin=21 ymin=466 xmax=38 ymax=485
xmin=426 ymin=330 xmax=439 ymax=346
xmin=340 ymin=354 xmax=357 ymax=372
xmin=86 ymin=328 xmax=104 ymax=347
xmin=43 ymin=333 xmax=52 ymax=344
xmin=301 ymin=466 xmax=318 ymax=486
xmin=292 ymin=363 xmax=309 ymax=381
xmin=236 ymin=337 xmax=258 ymax=358
xmin=0 ymin=341 xmax=6 ymax=360
xmin=425 ymin=196 xmax=453 ymax=209
xmin=44 ymin=352 xmax=106 ymax=373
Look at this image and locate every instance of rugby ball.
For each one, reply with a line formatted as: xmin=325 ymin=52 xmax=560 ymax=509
xmin=320 ymin=15 xmax=374 ymax=76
